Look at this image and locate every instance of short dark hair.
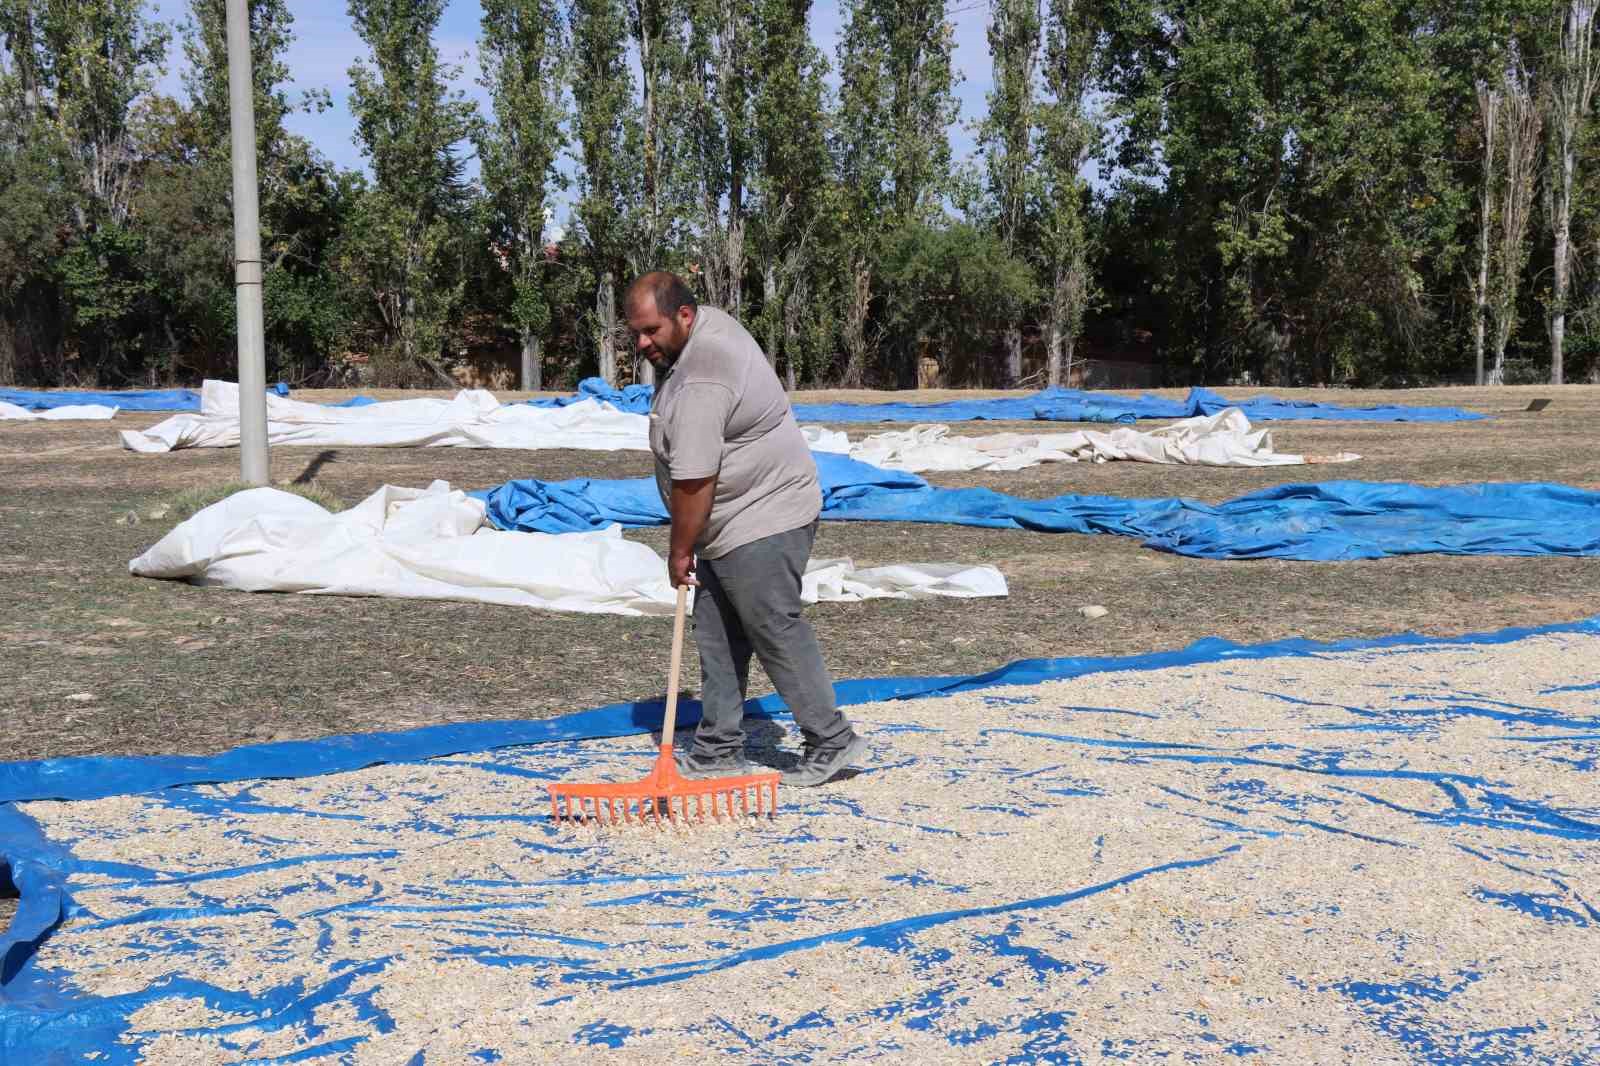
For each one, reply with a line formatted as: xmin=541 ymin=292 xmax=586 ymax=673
xmin=625 ymin=271 xmax=698 ymax=317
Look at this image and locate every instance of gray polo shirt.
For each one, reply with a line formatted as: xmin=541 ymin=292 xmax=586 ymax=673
xmin=649 ymin=306 xmax=822 ymax=559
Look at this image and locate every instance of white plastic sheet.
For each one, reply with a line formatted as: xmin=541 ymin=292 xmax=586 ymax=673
xmin=1 ymin=401 xmax=119 ymax=421
xmin=120 ymin=381 xmax=650 ymax=453
xmin=806 ymin=409 xmax=1359 ymax=472
xmin=130 ymin=482 xmax=1007 ymax=616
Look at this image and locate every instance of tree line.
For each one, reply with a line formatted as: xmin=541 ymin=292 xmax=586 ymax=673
xmin=2 ymin=0 xmax=1598 ymax=392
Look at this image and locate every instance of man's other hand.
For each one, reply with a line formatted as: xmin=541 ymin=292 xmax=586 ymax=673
xmin=669 ymin=550 xmax=698 ymax=589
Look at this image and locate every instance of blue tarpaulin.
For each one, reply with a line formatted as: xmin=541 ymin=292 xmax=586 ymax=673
xmin=526 ymin=376 xmax=1488 ymax=423
xmin=527 ymin=377 xmax=657 ymax=413
xmin=0 ymin=383 xmax=291 ymax=412
xmin=2 ymin=615 xmax=1597 ymax=1062
xmin=475 ymin=456 xmax=1600 ymax=561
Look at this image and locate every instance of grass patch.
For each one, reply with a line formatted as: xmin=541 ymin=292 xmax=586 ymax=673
xmin=165 ymin=479 xmax=345 ymax=523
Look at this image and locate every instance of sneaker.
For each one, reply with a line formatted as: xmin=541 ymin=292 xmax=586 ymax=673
xmin=673 ymin=746 xmax=748 ymax=780
xmin=780 ymin=733 xmax=869 ymax=787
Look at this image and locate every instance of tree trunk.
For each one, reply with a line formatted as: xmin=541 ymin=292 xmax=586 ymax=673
xmin=841 ymin=260 xmax=871 ymax=386
xmin=597 ymin=271 xmax=618 ymax=385
xmin=784 ymin=277 xmax=805 ymax=391
xmin=0 ymin=315 xmax=15 ymax=385
xmin=762 ymin=264 xmax=779 ymax=371
xmin=1005 ymin=326 xmax=1022 ymax=385
xmin=1046 ymin=319 xmax=1062 ymax=388
xmin=1552 ymin=149 xmax=1571 ymax=385
xmin=1474 ymin=88 xmax=1497 ymax=387
xmin=520 ymin=328 xmax=542 ymax=392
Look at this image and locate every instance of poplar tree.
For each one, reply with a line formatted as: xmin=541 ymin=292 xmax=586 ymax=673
xmin=343 ymin=0 xmax=477 ymax=381
xmin=981 ymin=0 xmax=1041 ymax=382
xmin=476 ymin=0 xmax=567 ymax=390
xmin=749 ymin=0 xmax=830 ymax=385
xmin=570 ymin=0 xmax=635 ymax=384
xmin=834 ymin=0 xmax=958 ymax=384
xmin=1037 ymin=0 xmax=1095 ymax=387
xmin=1544 ymin=0 xmax=1600 ymax=384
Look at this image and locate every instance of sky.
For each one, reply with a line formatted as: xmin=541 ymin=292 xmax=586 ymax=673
xmin=149 ymin=0 xmax=1003 ymax=227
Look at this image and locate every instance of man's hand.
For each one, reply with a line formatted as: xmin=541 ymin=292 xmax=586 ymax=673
xmin=667 ymin=475 xmax=716 ymax=589
xmin=669 ymin=550 xmax=697 ymax=588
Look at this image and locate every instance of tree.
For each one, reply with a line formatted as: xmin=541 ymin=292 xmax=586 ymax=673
xmin=569 ymin=0 xmax=636 ymax=384
xmin=1489 ymin=63 xmax=1543 ymax=384
xmin=476 ymin=0 xmax=567 ymax=390
xmin=1036 ymin=0 xmax=1096 ymax=388
xmin=748 ymin=0 xmax=831 ymax=385
xmin=833 ymin=0 xmax=959 ymax=384
xmin=131 ymin=0 xmax=346 ymax=381
xmin=2 ymin=0 xmax=170 ymax=381
xmin=1473 ymin=81 xmax=1502 ymax=386
xmin=981 ymin=0 xmax=1040 ymax=383
xmin=1544 ymin=0 xmax=1600 ymax=384
xmin=683 ymin=0 xmax=754 ymax=315
xmin=1095 ymin=0 xmax=1462 ymax=385
xmin=343 ymin=0 xmax=477 ymax=383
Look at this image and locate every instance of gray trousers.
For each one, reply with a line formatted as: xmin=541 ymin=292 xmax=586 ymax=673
xmin=690 ymin=521 xmax=851 ymax=759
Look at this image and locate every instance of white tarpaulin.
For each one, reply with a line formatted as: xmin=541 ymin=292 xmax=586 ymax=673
xmin=805 ymin=409 xmax=1359 ymax=472
xmin=1 ymin=401 xmax=119 ymax=421
xmin=130 ymin=482 xmax=1007 ymax=616
xmin=120 ymin=381 xmax=649 ymax=453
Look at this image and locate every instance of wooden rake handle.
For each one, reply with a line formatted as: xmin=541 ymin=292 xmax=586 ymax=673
xmin=659 ymin=584 xmax=690 ymax=751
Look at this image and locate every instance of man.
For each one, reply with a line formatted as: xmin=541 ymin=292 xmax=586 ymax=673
xmin=624 ymin=270 xmax=868 ymax=788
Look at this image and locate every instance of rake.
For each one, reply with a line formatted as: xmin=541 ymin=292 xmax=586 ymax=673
xmin=548 ymin=584 xmax=780 ymax=826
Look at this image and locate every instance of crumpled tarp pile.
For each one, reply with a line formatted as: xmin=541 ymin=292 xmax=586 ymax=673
xmin=804 ymin=408 xmax=1361 ymax=472
xmin=129 ymin=480 xmax=1007 ymax=614
xmin=0 ymin=401 xmax=119 ymax=421
xmin=1 ymin=383 xmax=290 ymax=414
xmin=117 ymin=379 xmax=1362 ymax=473
xmin=544 ymin=376 xmax=1488 ymax=423
xmin=1 ymin=617 xmax=1595 ymax=1062
xmin=120 ymin=380 xmax=650 ymax=453
xmin=478 ymin=452 xmax=1600 ymax=561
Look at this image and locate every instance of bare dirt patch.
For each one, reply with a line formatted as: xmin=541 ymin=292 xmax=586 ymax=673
xmin=0 ymin=383 xmax=1595 ymax=767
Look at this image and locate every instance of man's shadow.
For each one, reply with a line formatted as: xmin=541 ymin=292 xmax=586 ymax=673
xmin=641 ymin=698 xmax=862 ymax=779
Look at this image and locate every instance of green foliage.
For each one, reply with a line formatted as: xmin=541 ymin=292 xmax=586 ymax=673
xmin=343 ymin=0 xmax=478 ymax=380
xmin=475 ymin=0 xmax=567 ymax=387
xmin=877 ymin=221 xmax=1040 ymax=385
xmin=1 ymin=0 xmax=1594 ymax=390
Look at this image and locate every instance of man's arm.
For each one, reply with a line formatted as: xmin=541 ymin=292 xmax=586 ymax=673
xmin=667 ymin=476 xmax=716 ymax=587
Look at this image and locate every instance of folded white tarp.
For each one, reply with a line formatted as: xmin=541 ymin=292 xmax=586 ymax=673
xmin=805 ymin=409 xmax=1359 ymax=472
xmin=120 ymin=381 xmax=649 ymax=453
xmin=130 ymin=482 xmax=1006 ymax=616
xmin=1 ymin=401 xmax=119 ymax=421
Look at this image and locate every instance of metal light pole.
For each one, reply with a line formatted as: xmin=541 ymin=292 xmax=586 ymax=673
xmin=226 ymin=0 xmax=270 ymax=485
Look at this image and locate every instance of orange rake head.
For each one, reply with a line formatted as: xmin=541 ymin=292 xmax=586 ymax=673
xmin=548 ymin=744 xmax=780 ymax=827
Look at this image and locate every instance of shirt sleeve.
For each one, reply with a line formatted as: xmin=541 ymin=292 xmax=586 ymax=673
xmin=666 ymin=381 xmax=735 ymax=480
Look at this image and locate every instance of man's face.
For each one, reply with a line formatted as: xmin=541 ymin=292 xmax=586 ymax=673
xmin=626 ymin=296 xmax=694 ymax=369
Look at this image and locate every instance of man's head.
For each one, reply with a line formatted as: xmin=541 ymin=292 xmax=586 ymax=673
xmin=624 ymin=272 xmax=698 ymax=369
